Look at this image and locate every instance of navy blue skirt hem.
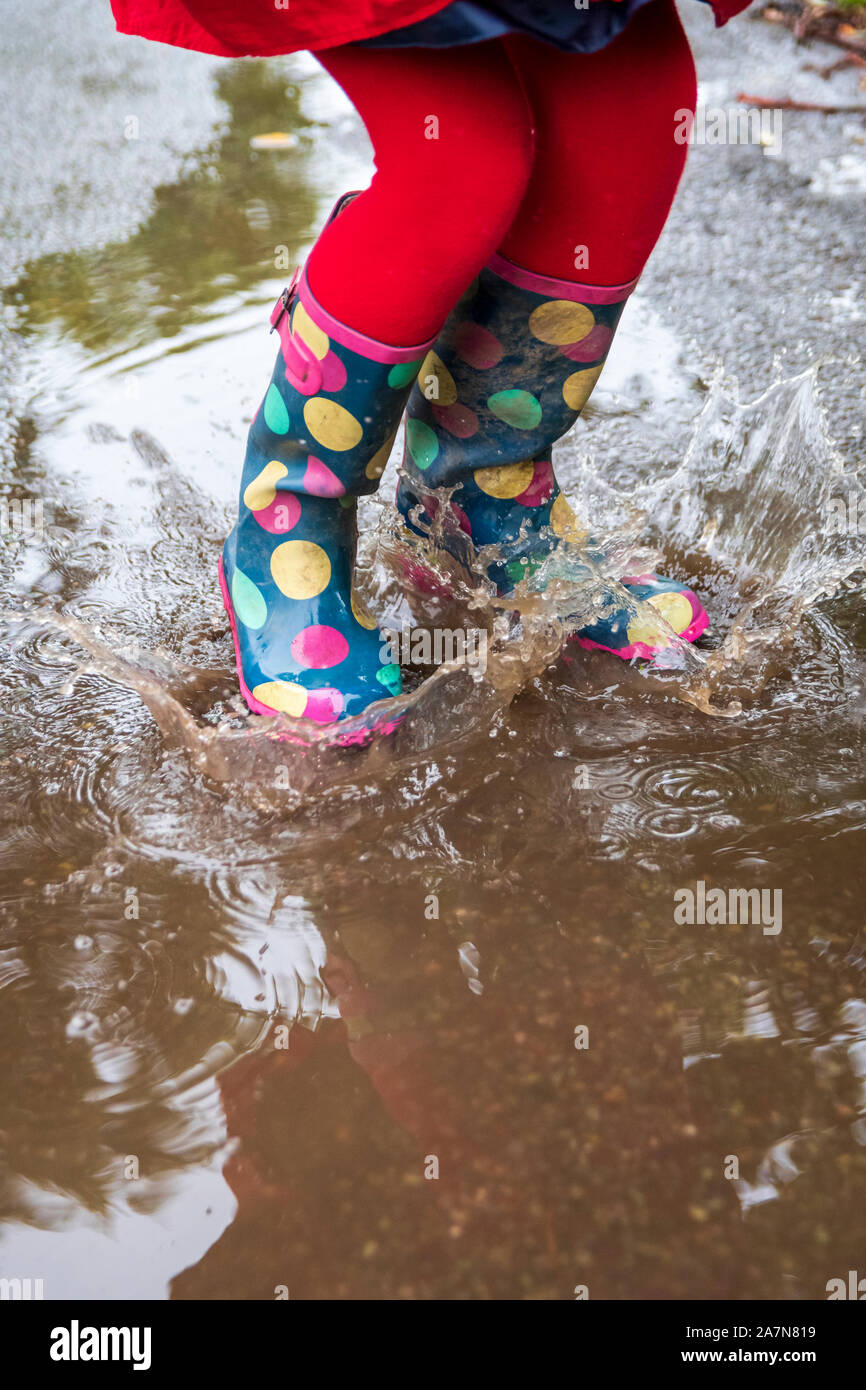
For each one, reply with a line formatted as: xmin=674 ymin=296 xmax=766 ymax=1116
xmin=357 ymin=0 xmax=658 ymax=55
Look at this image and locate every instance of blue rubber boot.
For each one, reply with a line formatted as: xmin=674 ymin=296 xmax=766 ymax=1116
xmin=397 ymin=254 xmax=708 ymax=659
xmin=221 ymin=199 xmax=436 ymax=727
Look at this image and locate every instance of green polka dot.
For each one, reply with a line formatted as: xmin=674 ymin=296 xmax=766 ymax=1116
xmin=487 ymin=389 xmax=542 ymax=431
xmin=231 ymin=566 xmax=267 ymax=630
xmin=388 ymin=359 xmax=424 ymax=389
xmin=263 ymin=384 xmax=290 ymax=435
xmin=338 ymin=495 xmax=357 ymax=509
xmin=504 ymin=555 xmax=543 ymax=587
xmin=406 ymin=418 xmax=439 ymax=471
xmin=377 ymin=662 xmax=402 ymax=695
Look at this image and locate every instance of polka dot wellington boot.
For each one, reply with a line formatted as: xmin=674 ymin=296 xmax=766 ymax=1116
xmin=396 ymin=254 xmax=708 ymax=660
xmin=220 ymin=198 xmax=437 ymax=727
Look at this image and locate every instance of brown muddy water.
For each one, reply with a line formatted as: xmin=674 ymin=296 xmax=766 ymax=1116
xmin=1 ymin=55 xmax=866 ymax=1302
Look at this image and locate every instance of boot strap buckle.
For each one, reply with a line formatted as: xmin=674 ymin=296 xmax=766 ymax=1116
xmin=269 ymin=266 xmax=302 ymax=332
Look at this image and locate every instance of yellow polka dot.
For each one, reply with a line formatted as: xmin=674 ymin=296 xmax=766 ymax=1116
xmin=351 ymin=589 xmax=377 ymax=630
xmin=562 ymin=365 xmax=604 ymax=412
xmin=473 ymin=460 xmax=535 ymax=499
xmin=626 ymin=592 xmax=693 ymax=648
xmin=243 ymin=459 xmax=288 ymax=511
xmin=271 ymin=539 xmax=331 ymax=599
xmin=252 ymin=680 xmax=308 ymax=716
xmin=366 ymin=430 xmax=397 ymax=480
xmin=529 ymin=300 xmax=595 ymax=346
xmin=550 ymin=492 xmax=587 ymax=542
xmin=418 ymin=350 xmax=457 ymax=405
xmin=626 ymin=611 xmax=671 ymax=649
xmin=304 ymin=397 xmax=363 ymax=452
xmin=291 ymin=303 xmax=330 ymax=360
xmin=648 ymin=590 xmax=694 ymax=634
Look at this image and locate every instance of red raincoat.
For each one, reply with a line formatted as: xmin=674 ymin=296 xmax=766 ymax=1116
xmin=110 ymin=0 xmax=752 ymax=58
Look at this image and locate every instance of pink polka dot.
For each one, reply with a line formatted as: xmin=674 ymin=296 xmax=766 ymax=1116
xmin=455 ymin=321 xmax=504 ymax=369
xmin=516 ymin=459 xmax=555 ymax=508
xmin=304 ymin=456 xmax=346 ymax=498
xmin=421 ymin=492 xmax=472 ymax=536
xmin=399 ymin=555 xmax=455 ymax=599
xmin=253 ymin=493 xmax=302 ymax=534
xmin=561 ymin=324 xmax=613 ymax=363
xmin=291 ymin=625 xmax=350 ymax=669
xmin=432 ymin=402 xmax=479 ymax=438
xmin=321 ymin=351 xmax=348 ymax=393
xmin=303 ymin=687 xmax=344 ymax=722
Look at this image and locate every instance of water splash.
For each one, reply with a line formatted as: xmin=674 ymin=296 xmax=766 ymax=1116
xmin=4 ymin=366 xmax=862 ymax=798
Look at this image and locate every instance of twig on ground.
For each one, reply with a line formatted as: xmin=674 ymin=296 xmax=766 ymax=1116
xmin=802 ymin=52 xmax=866 ymax=78
xmin=737 ymin=90 xmax=866 ymax=111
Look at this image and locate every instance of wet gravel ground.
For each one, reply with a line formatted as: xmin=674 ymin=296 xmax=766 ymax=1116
xmin=657 ymin=5 xmax=865 ymax=461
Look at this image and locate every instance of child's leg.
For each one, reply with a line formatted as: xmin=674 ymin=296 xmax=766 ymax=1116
xmin=500 ymin=0 xmax=696 ymax=285
xmin=310 ymin=42 xmax=534 ymax=344
xmin=221 ymin=43 xmax=535 ymax=727
xmin=396 ymin=1 xmax=707 ymax=659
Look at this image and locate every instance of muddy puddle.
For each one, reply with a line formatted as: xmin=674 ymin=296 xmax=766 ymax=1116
xmin=1 ymin=54 xmax=865 ymax=1301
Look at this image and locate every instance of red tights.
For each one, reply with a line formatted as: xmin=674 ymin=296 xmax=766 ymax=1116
xmin=307 ymin=0 xmax=697 ymax=346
